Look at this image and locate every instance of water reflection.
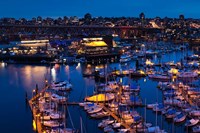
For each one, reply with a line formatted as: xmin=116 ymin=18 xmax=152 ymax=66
xmin=76 ymin=63 xmax=81 ymax=71
xmin=0 ymin=62 xmax=7 ymax=68
xmin=51 ymin=67 xmax=56 ymax=81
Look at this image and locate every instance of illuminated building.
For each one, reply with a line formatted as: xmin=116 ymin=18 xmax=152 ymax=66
xmin=17 ymin=40 xmax=51 ymax=50
xmin=82 ymin=38 xmax=109 ymax=55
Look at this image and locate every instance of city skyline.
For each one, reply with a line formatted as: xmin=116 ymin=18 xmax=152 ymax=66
xmin=0 ymin=0 xmax=200 ymax=19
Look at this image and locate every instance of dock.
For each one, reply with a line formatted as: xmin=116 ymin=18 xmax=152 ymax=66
xmin=100 ymin=104 xmax=136 ymax=133
xmin=178 ymin=85 xmax=194 ymax=105
xmin=29 ymin=85 xmax=49 ymax=133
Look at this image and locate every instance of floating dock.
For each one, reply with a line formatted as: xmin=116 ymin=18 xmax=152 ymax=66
xmin=100 ymin=104 xmax=136 ymax=133
xmin=29 ymin=85 xmax=49 ymax=133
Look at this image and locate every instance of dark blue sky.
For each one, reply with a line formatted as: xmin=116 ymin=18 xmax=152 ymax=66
xmin=0 ymin=0 xmax=199 ymax=19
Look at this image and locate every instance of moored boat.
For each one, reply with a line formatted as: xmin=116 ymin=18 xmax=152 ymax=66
xmin=185 ymin=119 xmax=199 ymax=127
xmin=192 ymin=125 xmax=200 ymax=133
xmin=173 ymin=112 xmax=186 ymax=123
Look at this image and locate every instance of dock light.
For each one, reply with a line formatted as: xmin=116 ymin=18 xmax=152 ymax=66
xmin=36 ymin=114 xmax=40 ymax=117
xmin=139 ymin=70 xmax=145 ymax=75
xmin=120 ymin=78 xmax=122 ymax=83
xmin=45 ymin=80 xmax=48 ymax=83
xmin=87 ymin=64 xmax=91 ymax=68
xmin=145 ymin=60 xmax=154 ymax=66
xmin=32 ymin=120 xmax=36 ymax=131
xmin=32 ymin=89 xmax=36 ymax=99
xmin=172 ymin=78 xmax=175 ymax=82
xmin=0 ymin=62 xmax=6 ymax=67
xmin=170 ymin=68 xmax=178 ymax=74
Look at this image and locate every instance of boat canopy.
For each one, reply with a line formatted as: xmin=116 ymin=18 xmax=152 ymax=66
xmin=85 ymin=93 xmax=114 ymax=102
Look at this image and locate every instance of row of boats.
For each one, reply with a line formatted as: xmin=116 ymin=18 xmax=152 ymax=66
xmin=147 ymin=80 xmax=200 ymax=133
xmin=80 ymin=51 xmax=200 ymax=132
xmin=31 ymin=80 xmax=77 ymax=133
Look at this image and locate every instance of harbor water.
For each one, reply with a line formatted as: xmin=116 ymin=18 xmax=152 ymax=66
xmin=0 ymin=48 xmax=198 ymax=133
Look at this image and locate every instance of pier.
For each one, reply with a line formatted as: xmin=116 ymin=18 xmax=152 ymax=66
xmin=100 ymin=104 xmax=136 ymax=133
xmin=29 ymin=85 xmax=49 ymax=133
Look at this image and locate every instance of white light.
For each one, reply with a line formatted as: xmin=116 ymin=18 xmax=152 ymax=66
xmin=76 ymin=63 xmax=81 ymax=70
xmin=51 ymin=68 xmax=56 ymax=81
xmin=0 ymin=62 xmax=6 ymax=67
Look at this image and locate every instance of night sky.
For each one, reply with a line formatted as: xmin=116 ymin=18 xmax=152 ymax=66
xmin=0 ymin=0 xmax=199 ymax=19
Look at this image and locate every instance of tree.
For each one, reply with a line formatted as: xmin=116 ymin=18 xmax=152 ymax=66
xmin=139 ymin=12 xmax=145 ymax=20
xmin=84 ymin=13 xmax=92 ymax=20
xmin=179 ymin=14 xmax=185 ymax=20
xmin=139 ymin=12 xmax=145 ymax=26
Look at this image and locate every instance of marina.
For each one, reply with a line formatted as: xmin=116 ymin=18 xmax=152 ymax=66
xmin=0 ymin=0 xmax=200 ymax=132
xmin=1 ymin=43 xmax=200 ymax=133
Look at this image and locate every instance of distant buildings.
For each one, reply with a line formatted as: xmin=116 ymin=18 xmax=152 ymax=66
xmin=0 ymin=13 xmax=199 ymax=44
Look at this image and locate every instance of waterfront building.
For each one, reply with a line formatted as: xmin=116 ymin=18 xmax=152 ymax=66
xmin=82 ymin=37 xmax=109 ymax=56
xmin=17 ymin=40 xmax=51 ymax=50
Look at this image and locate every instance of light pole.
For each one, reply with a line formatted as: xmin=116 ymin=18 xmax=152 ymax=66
xmin=32 ymin=89 xmax=35 ymax=109
xmin=32 ymin=89 xmax=36 ymax=99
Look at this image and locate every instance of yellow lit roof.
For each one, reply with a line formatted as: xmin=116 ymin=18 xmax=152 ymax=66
xmin=85 ymin=41 xmax=107 ymax=47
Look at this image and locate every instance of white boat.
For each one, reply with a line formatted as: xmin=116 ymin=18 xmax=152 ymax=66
xmin=112 ymin=122 xmax=121 ymax=128
xmin=104 ymin=125 xmax=114 ymax=132
xmin=50 ymin=112 xmax=64 ymax=119
xmin=41 ymin=112 xmax=64 ymax=120
xmin=147 ymin=126 xmax=167 ymax=133
xmin=182 ymin=107 xmax=192 ymax=113
xmin=178 ymin=72 xmax=198 ymax=78
xmin=165 ymin=108 xmax=180 ymax=119
xmin=118 ymin=128 xmax=129 ymax=133
xmin=90 ymin=111 xmax=109 ymax=118
xmin=185 ymin=119 xmax=199 ymax=127
xmin=157 ymin=82 xmax=170 ymax=89
xmin=98 ymin=119 xmax=114 ymax=128
xmin=51 ymin=81 xmax=68 ymax=87
xmin=120 ymin=54 xmax=132 ymax=63
xmin=82 ymin=103 xmax=97 ymax=110
xmin=149 ymin=74 xmax=171 ymax=81
xmin=147 ymin=103 xmax=158 ymax=109
xmin=50 ymin=128 xmax=75 ymax=133
xmin=192 ymin=125 xmax=200 ymax=133
xmin=87 ymin=105 xmax=103 ymax=114
xmin=43 ymin=120 xmax=63 ymax=128
xmin=52 ymin=82 xmax=72 ymax=91
xmin=79 ymin=102 xmax=92 ymax=107
xmin=122 ymin=84 xmax=140 ymax=92
xmin=189 ymin=110 xmax=200 ymax=117
xmin=164 ymin=98 xmax=183 ymax=106
xmin=51 ymin=93 xmax=67 ymax=103
xmin=173 ymin=112 xmax=186 ymax=123
xmin=153 ymin=104 xmax=168 ymax=112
